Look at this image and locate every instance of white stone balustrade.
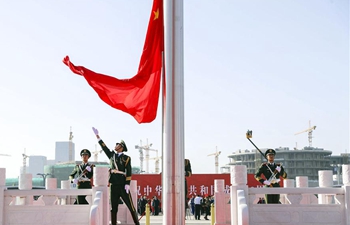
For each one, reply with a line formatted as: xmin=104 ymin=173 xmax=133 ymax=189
xmin=0 ymin=166 xmax=141 ymax=225
xmin=225 ymin=165 xmax=350 ymax=225
xmin=3 ymin=165 xmax=350 ymax=225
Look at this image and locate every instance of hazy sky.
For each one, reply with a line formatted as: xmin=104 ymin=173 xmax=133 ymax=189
xmin=0 ymin=0 xmax=348 ymax=179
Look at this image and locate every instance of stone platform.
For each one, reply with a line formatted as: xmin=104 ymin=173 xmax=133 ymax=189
xmin=137 ymin=213 xmax=212 ymax=225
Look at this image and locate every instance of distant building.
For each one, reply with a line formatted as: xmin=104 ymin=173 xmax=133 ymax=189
xmin=27 ymin=155 xmax=47 ymax=178
xmin=47 ymin=159 xmax=56 ymax=166
xmin=55 ymin=141 xmax=75 ymax=163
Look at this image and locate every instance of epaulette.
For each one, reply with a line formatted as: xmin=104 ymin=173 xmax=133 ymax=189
xmin=125 ymin=155 xmax=130 ymax=166
xmin=262 ymin=163 xmax=267 ymax=166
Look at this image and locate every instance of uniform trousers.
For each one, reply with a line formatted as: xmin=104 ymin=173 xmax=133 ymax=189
xmin=265 ymin=183 xmax=280 ymax=204
xmin=110 ymin=183 xmax=139 ymax=225
xmin=76 ymin=181 xmax=91 ymax=205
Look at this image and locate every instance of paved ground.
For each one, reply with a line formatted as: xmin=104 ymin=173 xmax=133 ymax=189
xmin=138 ymin=214 xmax=212 ymax=225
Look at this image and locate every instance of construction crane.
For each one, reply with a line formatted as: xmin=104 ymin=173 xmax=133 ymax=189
xmin=295 ymin=120 xmax=316 ymax=147
xmin=69 ymin=127 xmax=74 ymax=162
xmin=149 ymin=156 xmax=162 ymax=173
xmin=138 ymin=146 xmax=144 ymax=173
xmin=208 ymin=146 xmax=221 ymax=174
xmin=92 ymin=144 xmax=103 ymax=162
xmin=22 ymin=148 xmax=29 ymax=174
xmin=135 ymin=139 xmax=158 ymax=173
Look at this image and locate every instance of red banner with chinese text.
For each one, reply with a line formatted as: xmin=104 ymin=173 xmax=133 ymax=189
xmin=132 ymin=173 xmax=282 ymax=200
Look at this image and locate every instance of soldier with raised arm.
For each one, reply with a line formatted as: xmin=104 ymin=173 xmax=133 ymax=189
xmin=92 ymin=127 xmax=140 ymax=225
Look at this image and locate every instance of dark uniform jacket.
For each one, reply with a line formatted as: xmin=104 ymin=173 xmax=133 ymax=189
xmin=255 ymin=162 xmax=287 ymax=185
xmin=69 ymin=162 xmax=94 ymax=187
xmin=185 ymin=159 xmax=192 ymax=178
xmin=99 ymin=139 xmax=132 ymax=185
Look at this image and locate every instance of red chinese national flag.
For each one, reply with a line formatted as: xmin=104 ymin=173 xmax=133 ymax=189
xmin=63 ymin=0 xmax=164 ymax=123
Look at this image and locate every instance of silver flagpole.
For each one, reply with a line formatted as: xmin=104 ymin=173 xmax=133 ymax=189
xmin=163 ymin=0 xmax=185 ymax=224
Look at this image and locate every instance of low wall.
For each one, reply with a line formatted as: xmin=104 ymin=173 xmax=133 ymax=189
xmin=222 ymin=165 xmax=350 ymax=225
xmin=248 ymin=187 xmax=346 ymax=225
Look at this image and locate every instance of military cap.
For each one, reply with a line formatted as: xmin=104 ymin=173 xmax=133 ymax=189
xmin=116 ymin=140 xmax=128 ymax=152
xmin=265 ymin=149 xmax=276 ymax=157
xmin=80 ymin=149 xmax=91 ymax=158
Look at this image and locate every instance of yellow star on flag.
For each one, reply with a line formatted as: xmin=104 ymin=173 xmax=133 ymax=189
xmin=153 ymin=8 xmax=159 ymax=20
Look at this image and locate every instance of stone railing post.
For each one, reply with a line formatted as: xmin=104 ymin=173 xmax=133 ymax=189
xmin=19 ymin=173 xmax=33 ymax=205
xmin=0 ymin=168 xmax=6 ymax=225
xmin=46 ymin=177 xmax=57 ymax=189
xmin=296 ymin=176 xmax=308 ymax=188
xmin=44 ymin=178 xmax=58 ymax=205
xmin=342 ymin=165 xmax=350 ymax=225
xmin=342 ymin=165 xmax=350 ymax=186
xmin=60 ymin=180 xmax=70 ymax=205
xmin=92 ymin=167 xmax=109 ymax=225
xmin=214 ymin=179 xmax=227 ymax=225
xmin=284 ymin=179 xmax=295 ymax=187
xmin=296 ymin=176 xmax=312 ymax=204
xmin=230 ymin=165 xmax=247 ymax=225
xmin=281 ymin=179 xmax=294 ymax=204
xmin=318 ymin=170 xmax=333 ymax=204
xmin=237 ymin=190 xmax=249 ymax=225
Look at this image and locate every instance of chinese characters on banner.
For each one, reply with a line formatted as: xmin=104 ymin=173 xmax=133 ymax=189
xmin=132 ymin=173 xmax=267 ymax=199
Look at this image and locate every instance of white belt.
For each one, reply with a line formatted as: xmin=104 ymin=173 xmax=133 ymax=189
xmin=269 ymin=179 xmax=280 ymax=184
xmin=111 ymin=169 xmax=126 ymax=175
xmin=79 ymin=178 xmax=90 ymax=182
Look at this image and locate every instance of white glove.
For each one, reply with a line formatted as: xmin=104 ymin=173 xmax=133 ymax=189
xmin=263 ymin=180 xmax=271 ymax=185
xmin=92 ymin=127 xmax=99 ymax=135
xmin=125 ymin=184 xmax=130 ymax=194
xmin=276 ymin=166 xmax=281 ymax=173
xmin=73 ymin=179 xmax=78 ymax=184
xmin=85 ymin=166 xmax=91 ymax=172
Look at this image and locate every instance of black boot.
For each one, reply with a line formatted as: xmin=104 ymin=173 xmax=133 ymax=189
xmin=131 ymin=210 xmax=140 ymax=225
xmin=111 ymin=211 xmax=117 ymax=225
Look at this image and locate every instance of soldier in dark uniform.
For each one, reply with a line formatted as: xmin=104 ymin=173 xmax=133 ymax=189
xmin=185 ymin=159 xmax=192 ymax=210
xmin=255 ymin=149 xmax=287 ymax=204
xmin=92 ymin=127 xmax=140 ymax=225
xmin=69 ymin=149 xmax=94 ymax=204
